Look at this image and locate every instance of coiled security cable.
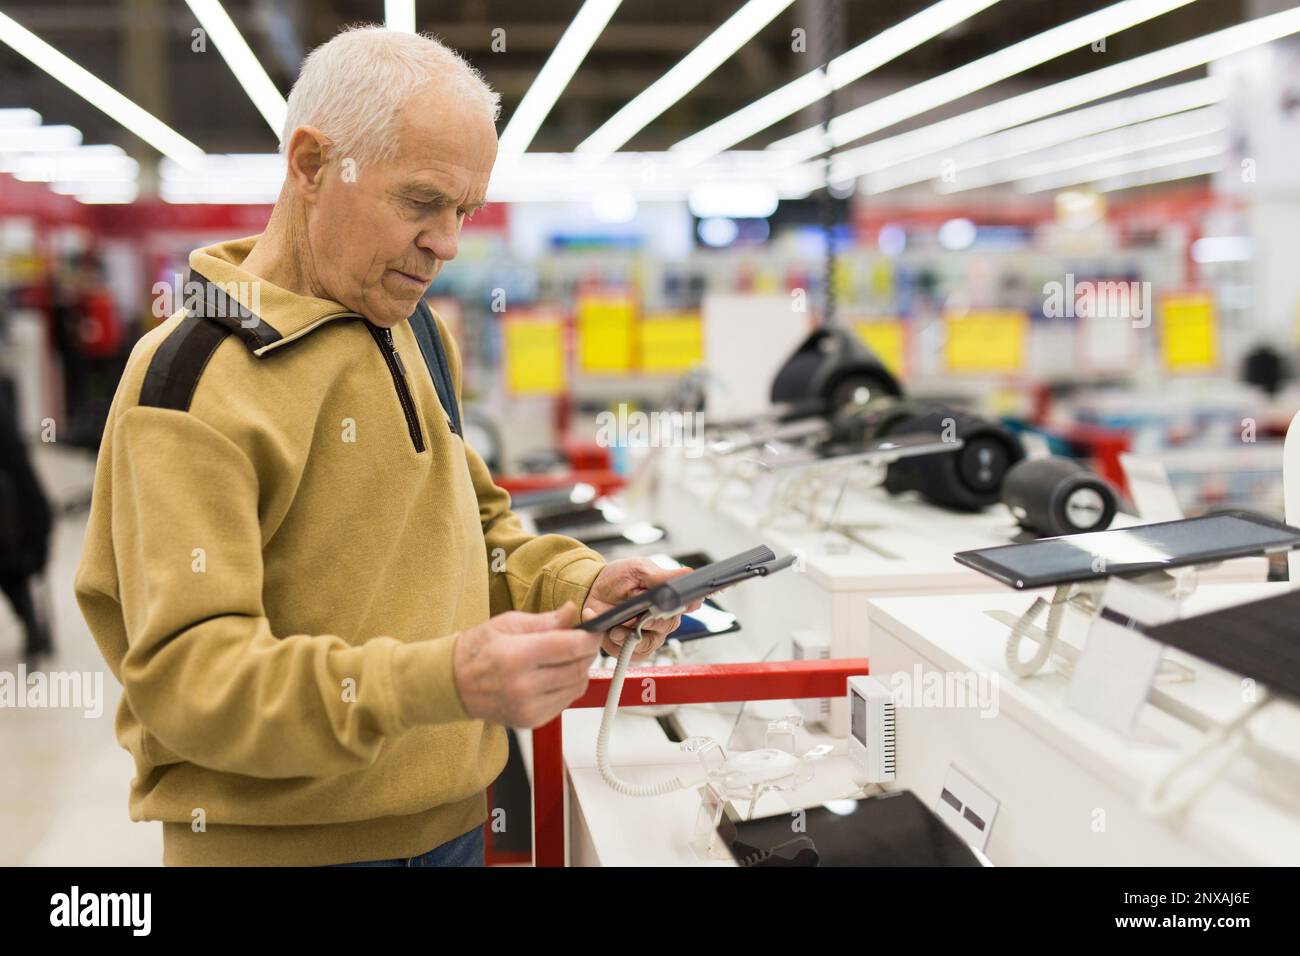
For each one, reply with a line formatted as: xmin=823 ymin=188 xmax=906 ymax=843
xmin=596 ymin=611 xmax=707 ymax=797
xmin=1006 ymin=584 xmax=1072 ymax=677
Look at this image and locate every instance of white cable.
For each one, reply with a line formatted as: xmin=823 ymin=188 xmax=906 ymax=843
xmin=1005 ymin=584 xmax=1071 ymax=677
xmin=595 ymin=613 xmax=706 ymax=797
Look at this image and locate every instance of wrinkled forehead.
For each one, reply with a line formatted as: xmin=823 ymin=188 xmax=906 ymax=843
xmin=387 ymin=87 xmax=497 ymax=193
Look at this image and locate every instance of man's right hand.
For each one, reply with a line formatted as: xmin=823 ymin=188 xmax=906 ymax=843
xmin=451 ymin=602 xmax=603 ymax=728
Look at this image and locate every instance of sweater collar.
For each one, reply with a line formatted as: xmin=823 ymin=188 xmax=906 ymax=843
xmin=187 ymin=235 xmax=361 ymax=357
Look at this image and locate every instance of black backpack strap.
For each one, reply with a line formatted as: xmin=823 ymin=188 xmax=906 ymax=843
xmin=409 ymin=300 xmax=462 ymax=437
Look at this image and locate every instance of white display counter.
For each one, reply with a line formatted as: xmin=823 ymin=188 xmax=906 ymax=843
xmin=562 ymin=705 xmax=867 ymax=867
xmin=551 ymin=582 xmax=1300 ymax=865
xmin=533 ymin=449 xmax=1293 ymax=866
xmin=647 ymin=450 xmax=1270 ymax=728
xmin=866 ymin=582 xmax=1300 ymax=865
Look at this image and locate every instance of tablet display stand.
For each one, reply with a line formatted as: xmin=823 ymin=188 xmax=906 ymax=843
xmin=993 ymin=566 xmax=1200 ymax=681
xmin=699 ymin=419 xmax=825 ymax=499
xmin=681 ymin=717 xmax=833 ymax=861
xmin=754 ymin=453 xmax=902 ymax=558
xmin=700 ymin=424 xmax=824 ymax=515
xmin=985 ymin=564 xmax=1299 ymax=818
xmin=710 ymin=437 xmax=963 ymax=559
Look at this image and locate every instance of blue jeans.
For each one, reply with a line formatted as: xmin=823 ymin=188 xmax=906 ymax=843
xmin=332 ymin=826 xmax=485 ymax=867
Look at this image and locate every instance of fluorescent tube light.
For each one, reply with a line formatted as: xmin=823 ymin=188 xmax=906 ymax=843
xmin=385 ymin=0 xmax=416 ymax=33
xmin=671 ymin=0 xmax=1004 ymax=159
xmin=577 ymin=0 xmax=796 ymax=159
xmin=1018 ymin=139 xmax=1227 ymax=192
xmin=0 ymin=11 xmax=204 ymax=164
xmin=831 ymin=6 xmax=1300 ymax=190
xmin=184 ymin=1 xmax=287 ymax=134
xmin=498 ymin=0 xmax=623 ymax=158
xmin=770 ymin=0 xmax=1197 ymax=162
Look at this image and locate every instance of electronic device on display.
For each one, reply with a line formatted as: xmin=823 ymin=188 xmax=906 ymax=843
xmin=954 ymin=512 xmax=1300 ymax=589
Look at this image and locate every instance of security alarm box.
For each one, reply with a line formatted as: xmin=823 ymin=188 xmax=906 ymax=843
xmin=846 ymin=675 xmax=896 ymax=782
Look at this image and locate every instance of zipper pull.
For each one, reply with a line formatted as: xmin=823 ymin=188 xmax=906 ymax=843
xmin=380 ymin=327 xmax=408 ymax=377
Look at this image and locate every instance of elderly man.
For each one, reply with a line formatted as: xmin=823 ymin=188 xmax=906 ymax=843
xmin=75 ymin=26 xmax=694 ymax=867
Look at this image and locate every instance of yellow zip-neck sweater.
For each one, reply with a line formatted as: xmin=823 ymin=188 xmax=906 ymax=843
xmin=74 ymin=236 xmax=604 ymax=866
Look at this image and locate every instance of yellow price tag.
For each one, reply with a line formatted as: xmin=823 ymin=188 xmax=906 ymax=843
xmin=852 ymin=318 xmax=906 ymax=377
xmin=1160 ymin=293 xmax=1218 ymax=372
xmin=944 ymin=311 xmax=1027 ymax=373
xmin=832 ymin=259 xmax=855 ymax=304
xmin=640 ymin=313 xmax=703 ymax=373
xmin=4 ymin=253 xmax=43 ymax=282
xmin=577 ymin=295 xmax=636 ymax=373
xmin=869 ymin=260 xmax=894 ymax=302
xmin=505 ymin=315 xmax=566 ymax=396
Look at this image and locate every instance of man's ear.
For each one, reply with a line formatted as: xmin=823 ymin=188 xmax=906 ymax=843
xmin=285 ymin=125 xmax=330 ymax=201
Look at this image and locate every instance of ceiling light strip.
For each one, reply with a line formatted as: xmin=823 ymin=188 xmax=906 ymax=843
xmin=670 ymin=0 xmax=1004 ymax=159
xmin=577 ymin=0 xmax=797 ymax=159
xmin=498 ymin=0 xmax=623 ymax=158
xmin=770 ymin=0 xmax=1197 ymax=162
xmin=184 ymin=1 xmax=287 ymax=134
xmin=0 ymin=11 xmax=204 ymax=163
xmin=832 ymin=6 xmax=1300 ymax=191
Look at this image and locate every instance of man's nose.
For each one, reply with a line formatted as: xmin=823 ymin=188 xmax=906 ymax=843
xmin=416 ymin=220 xmax=458 ymax=263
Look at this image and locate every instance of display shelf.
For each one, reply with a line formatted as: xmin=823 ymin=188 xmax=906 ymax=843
xmin=866 ymin=582 xmax=1300 ymax=865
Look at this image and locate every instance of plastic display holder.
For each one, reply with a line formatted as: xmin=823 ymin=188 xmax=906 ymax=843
xmin=680 ymin=717 xmax=833 ymax=861
xmin=701 ymin=427 xmax=827 ymax=512
xmin=689 ymin=780 xmax=733 ymax=861
xmin=998 ymin=565 xmax=1202 ymax=681
xmin=747 ymin=436 xmax=963 ymax=558
xmin=987 ymin=563 xmax=1300 ymax=818
xmin=705 ymin=450 xmax=765 ymax=509
xmin=531 ymin=655 xmax=868 ymax=866
xmin=747 ymin=453 xmax=891 ymax=558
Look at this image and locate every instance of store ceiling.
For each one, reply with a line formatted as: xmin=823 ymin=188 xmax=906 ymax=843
xmin=0 ymin=0 xmax=1250 ymax=160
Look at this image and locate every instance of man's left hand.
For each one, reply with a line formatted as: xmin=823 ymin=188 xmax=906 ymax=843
xmin=581 ymin=557 xmax=704 ymax=659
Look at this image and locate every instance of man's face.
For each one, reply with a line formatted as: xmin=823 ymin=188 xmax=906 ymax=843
xmin=303 ymin=86 xmax=497 ymax=327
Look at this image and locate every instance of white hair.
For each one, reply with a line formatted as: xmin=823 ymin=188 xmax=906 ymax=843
xmin=281 ymin=25 xmax=500 ymax=167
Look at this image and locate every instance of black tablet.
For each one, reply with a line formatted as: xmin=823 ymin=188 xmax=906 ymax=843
xmin=719 ymin=790 xmax=981 ymax=867
xmin=1143 ymin=590 xmax=1300 ymax=702
xmin=580 ymin=545 xmax=795 ymax=633
xmin=953 ymin=512 xmax=1300 ymax=590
